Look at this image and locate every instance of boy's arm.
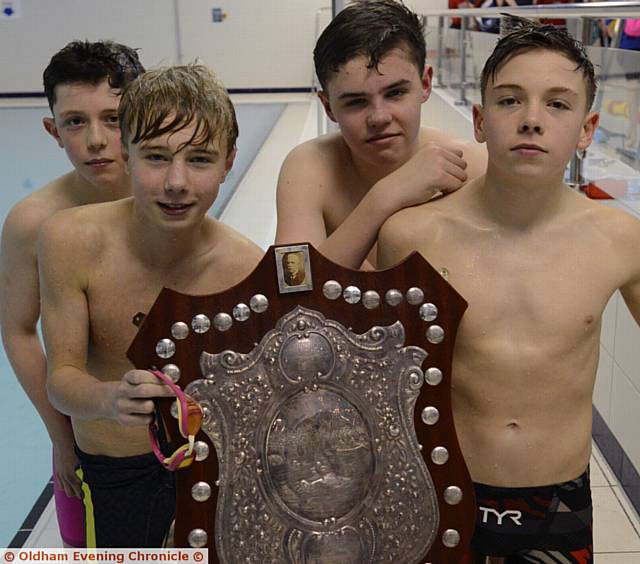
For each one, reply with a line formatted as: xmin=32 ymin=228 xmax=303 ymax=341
xmin=619 ymin=215 xmax=640 ymax=325
xmin=276 ymin=141 xmax=470 ymax=269
xmin=275 ymin=143 xmax=330 ymax=248
xmin=376 ymin=210 xmax=417 ymax=270
xmin=0 ymin=203 xmax=80 ymax=497
xmin=621 ymin=266 xmax=640 ymax=327
xmin=456 ymin=139 xmax=488 ymax=181
xmin=38 ymin=216 xmax=173 ymax=425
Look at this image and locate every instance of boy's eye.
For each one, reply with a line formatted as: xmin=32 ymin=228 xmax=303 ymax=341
xmin=386 ymin=88 xmax=407 ymax=98
xmin=497 ymin=97 xmax=518 ymax=106
xmin=549 ymin=100 xmax=570 ymax=110
xmin=345 ymin=98 xmax=366 ymax=107
xmin=145 ymin=153 xmax=167 ymax=162
xmin=190 ymin=156 xmax=212 ymax=164
xmin=64 ymin=117 xmax=85 ymax=127
xmin=105 ymin=115 xmax=120 ymax=125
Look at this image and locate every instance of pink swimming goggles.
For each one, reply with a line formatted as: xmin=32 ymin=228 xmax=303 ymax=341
xmin=148 ymin=368 xmax=203 ymax=471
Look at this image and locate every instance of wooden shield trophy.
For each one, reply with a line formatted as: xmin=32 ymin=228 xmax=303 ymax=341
xmin=127 ymin=244 xmax=475 ymax=563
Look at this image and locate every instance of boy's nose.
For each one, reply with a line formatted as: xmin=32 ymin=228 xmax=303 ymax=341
xmin=366 ymin=103 xmax=392 ymax=128
xmin=165 ymin=161 xmax=187 ymax=192
xmin=518 ymin=109 xmax=544 ymax=135
xmin=86 ymin=123 xmax=107 ymax=151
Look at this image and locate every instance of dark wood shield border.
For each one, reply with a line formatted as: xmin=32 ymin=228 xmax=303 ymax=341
xmin=127 ymin=244 xmax=475 ymax=562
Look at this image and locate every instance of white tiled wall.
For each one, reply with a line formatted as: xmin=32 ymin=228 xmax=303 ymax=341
xmin=611 ymin=364 xmax=640 ymax=471
xmin=594 ymin=344 xmax=614 ymax=421
xmin=594 ymin=288 xmax=640 ymax=474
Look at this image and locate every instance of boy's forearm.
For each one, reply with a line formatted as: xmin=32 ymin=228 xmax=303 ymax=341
xmin=1 ymin=329 xmax=73 ymax=441
xmin=47 ymin=365 xmax=115 ymax=421
xmin=317 ymin=181 xmax=398 ymax=269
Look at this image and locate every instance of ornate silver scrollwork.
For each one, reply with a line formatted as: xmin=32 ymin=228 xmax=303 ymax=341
xmin=187 ymin=306 xmax=439 ymax=563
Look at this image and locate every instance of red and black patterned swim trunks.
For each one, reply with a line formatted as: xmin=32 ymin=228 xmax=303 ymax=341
xmin=467 ymin=468 xmax=593 ymax=563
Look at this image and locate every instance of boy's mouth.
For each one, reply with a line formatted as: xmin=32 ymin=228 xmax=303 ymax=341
xmin=85 ymin=158 xmax=114 ymax=167
xmin=158 ymin=202 xmax=193 ymax=215
xmin=511 ymin=143 xmax=547 ymax=154
xmin=366 ymin=132 xmax=400 ymax=144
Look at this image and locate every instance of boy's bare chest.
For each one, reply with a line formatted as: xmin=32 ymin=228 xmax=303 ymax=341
xmin=83 ymin=245 xmax=250 ymax=363
xmin=323 ymin=175 xmax=369 ymax=235
xmin=420 ymin=228 xmax=619 ymax=345
xmin=86 ymin=263 xmax=166 ymax=362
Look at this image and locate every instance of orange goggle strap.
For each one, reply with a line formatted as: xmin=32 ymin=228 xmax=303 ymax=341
xmin=148 ymin=368 xmax=203 ymax=471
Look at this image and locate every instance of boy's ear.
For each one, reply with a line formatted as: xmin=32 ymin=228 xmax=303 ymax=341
xmin=577 ymin=111 xmax=599 ymax=151
xmin=121 ymin=144 xmax=130 ymax=174
xmin=420 ymin=65 xmax=433 ymax=103
xmin=43 ymin=117 xmax=64 ymax=148
xmin=222 ymin=147 xmax=237 ymax=181
xmin=318 ymin=91 xmax=337 ymax=123
xmin=472 ymin=104 xmax=486 ymax=143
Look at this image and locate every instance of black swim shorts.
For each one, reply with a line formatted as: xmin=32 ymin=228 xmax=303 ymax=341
xmin=76 ymin=447 xmax=175 ymax=547
xmin=468 ymin=468 xmax=593 ymax=563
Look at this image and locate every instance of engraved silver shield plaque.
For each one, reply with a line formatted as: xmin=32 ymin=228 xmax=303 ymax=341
xmin=185 ymin=306 xmax=438 ymax=563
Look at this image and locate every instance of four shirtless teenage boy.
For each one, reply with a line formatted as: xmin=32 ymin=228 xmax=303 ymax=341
xmin=2 ymin=0 xmax=638 ymax=559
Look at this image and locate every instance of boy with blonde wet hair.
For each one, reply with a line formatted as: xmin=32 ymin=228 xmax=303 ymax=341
xmin=0 ymin=40 xmax=144 ymax=547
xmin=39 ymin=63 xmax=262 ymax=547
xmin=378 ymin=20 xmax=640 ymax=562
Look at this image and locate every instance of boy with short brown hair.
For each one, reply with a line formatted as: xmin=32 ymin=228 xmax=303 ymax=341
xmin=379 ymin=21 xmax=638 ymax=562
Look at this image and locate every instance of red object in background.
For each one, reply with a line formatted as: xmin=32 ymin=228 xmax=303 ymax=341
xmin=584 ymin=180 xmax=628 ymax=200
xmin=536 ymin=0 xmax=571 ymax=27
xmin=449 ymin=0 xmax=479 ymax=29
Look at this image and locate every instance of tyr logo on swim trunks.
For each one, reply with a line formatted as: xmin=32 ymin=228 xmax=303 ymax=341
xmin=478 ymin=507 xmax=523 ymax=526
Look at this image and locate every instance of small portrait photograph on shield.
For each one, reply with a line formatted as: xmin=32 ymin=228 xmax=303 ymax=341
xmin=275 ymin=244 xmax=313 ymax=293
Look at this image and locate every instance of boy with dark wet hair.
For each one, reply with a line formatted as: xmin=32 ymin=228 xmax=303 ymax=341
xmin=0 ymin=39 xmax=144 ymax=547
xmin=39 ymin=63 xmax=261 ymax=547
xmin=313 ymin=0 xmax=427 ymax=91
xmin=43 ymin=40 xmax=145 ymax=110
xmin=379 ymin=20 xmax=637 ymax=563
xmin=275 ymin=0 xmax=486 ymax=269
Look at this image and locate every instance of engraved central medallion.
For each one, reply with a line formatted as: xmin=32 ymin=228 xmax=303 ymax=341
xmin=265 ymin=389 xmax=374 ymax=522
xmin=279 ymin=332 xmax=334 ymax=382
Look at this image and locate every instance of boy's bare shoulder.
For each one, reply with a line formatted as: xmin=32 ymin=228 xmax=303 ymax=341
xmin=378 ymin=176 xmax=479 ymax=266
xmin=286 ymin=132 xmax=346 ymax=161
xmin=214 ymin=220 xmax=263 ymax=255
xmin=578 ymin=194 xmax=640 ymax=240
xmin=378 ymin=199 xmax=452 ymax=268
xmin=383 ymin=199 xmax=449 ymax=238
xmin=281 ymin=133 xmax=350 ymax=180
xmin=2 ymin=172 xmax=81 ymax=250
xmin=208 ymin=220 xmax=264 ymax=278
xmin=39 ymin=200 xmax=125 ymax=262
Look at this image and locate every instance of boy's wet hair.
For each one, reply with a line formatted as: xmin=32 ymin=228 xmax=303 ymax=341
xmin=314 ymin=0 xmax=426 ymax=91
xmin=119 ymin=64 xmax=238 ymax=156
xmin=43 ymin=40 xmax=145 ymax=111
xmin=480 ymin=16 xmax=597 ymax=110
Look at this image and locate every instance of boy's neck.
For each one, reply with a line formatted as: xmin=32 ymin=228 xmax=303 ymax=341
xmin=347 ymin=138 xmax=420 ymax=192
xmin=128 ymin=202 xmax=213 ymax=269
xmin=477 ymin=165 xmax=570 ymax=229
xmin=69 ymin=170 xmax=130 ymax=205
